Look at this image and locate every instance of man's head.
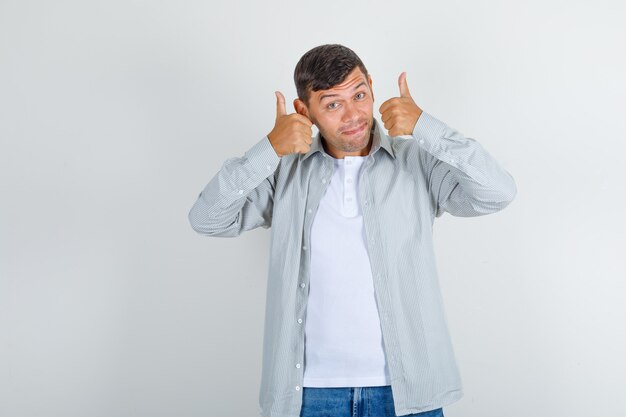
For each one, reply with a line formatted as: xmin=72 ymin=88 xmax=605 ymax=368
xmin=293 ymin=44 xmax=375 ymax=159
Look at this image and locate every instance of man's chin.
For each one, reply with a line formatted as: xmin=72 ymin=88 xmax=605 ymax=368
xmin=344 ymin=128 xmax=372 ymax=152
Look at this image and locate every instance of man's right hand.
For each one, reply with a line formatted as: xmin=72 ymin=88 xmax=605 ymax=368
xmin=267 ymin=91 xmax=313 ymax=157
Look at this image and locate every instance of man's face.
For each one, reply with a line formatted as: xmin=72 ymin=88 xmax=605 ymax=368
xmin=294 ymin=67 xmax=375 ymax=159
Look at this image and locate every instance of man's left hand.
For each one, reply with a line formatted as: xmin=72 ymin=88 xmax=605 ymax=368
xmin=379 ymin=72 xmax=423 ymax=137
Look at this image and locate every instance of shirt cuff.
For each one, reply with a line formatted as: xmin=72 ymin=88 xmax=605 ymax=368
xmin=244 ymin=135 xmax=281 ymax=177
xmin=411 ymin=111 xmax=463 ymax=167
xmin=412 ymin=111 xmax=449 ymax=151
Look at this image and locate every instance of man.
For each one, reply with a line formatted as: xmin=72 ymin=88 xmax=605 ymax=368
xmin=188 ymin=44 xmax=516 ymax=417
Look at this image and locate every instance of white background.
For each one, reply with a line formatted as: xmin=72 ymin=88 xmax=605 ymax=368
xmin=1 ymin=1 xmax=625 ymax=416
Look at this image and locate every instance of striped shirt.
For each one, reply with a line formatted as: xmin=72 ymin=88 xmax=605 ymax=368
xmin=188 ymin=111 xmax=517 ymax=416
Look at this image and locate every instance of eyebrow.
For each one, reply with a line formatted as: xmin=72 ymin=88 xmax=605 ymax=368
xmin=319 ymin=81 xmax=367 ymax=102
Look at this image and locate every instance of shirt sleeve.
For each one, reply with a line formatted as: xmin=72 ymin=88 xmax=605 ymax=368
xmin=188 ymin=135 xmax=281 ymax=237
xmin=411 ymin=111 xmax=517 ymax=218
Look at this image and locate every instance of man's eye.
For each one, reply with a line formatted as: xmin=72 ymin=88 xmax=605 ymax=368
xmin=356 ymin=92 xmax=366 ymax=99
xmin=327 ymin=102 xmax=338 ymax=109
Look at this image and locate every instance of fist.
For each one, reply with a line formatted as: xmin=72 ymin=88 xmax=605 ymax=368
xmin=267 ymin=91 xmax=313 ymax=157
xmin=379 ymin=72 xmax=423 ymax=137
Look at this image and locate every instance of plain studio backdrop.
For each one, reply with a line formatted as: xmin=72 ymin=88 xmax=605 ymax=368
xmin=1 ymin=0 xmax=625 ymax=416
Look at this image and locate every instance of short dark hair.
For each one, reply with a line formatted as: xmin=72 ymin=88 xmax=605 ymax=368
xmin=294 ymin=44 xmax=369 ymax=107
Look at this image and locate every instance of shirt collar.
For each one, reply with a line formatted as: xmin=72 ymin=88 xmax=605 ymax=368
xmin=302 ymin=117 xmax=396 ymax=161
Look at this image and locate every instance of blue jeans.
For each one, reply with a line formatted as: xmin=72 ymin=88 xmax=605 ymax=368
xmin=299 ymin=385 xmax=444 ymax=417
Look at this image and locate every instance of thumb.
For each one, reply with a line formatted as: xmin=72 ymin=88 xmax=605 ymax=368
xmin=275 ymin=91 xmax=287 ymax=118
xmin=398 ymin=72 xmax=412 ymax=98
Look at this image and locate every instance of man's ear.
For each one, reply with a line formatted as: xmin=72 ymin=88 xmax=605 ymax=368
xmin=368 ymin=74 xmax=375 ymax=103
xmin=293 ymin=98 xmax=311 ymax=121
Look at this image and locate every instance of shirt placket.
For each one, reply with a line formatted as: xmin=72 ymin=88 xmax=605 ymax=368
xmin=293 ymin=155 xmax=334 ymax=394
xmin=358 ymin=154 xmax=400 ymax=381
xmin=343 ymin=157 xmax=358 ymax=217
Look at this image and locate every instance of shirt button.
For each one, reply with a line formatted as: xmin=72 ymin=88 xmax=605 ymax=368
xmin=266 ymin=165 xmax=272 ymax=170
xmin=302 ymin=246 xmax=307 ymax=250
xmin=296 ymin=363 xmax=301 ymax=368
xmin=238 ymin=189 xmax=243 ymax=194
xmin=296 ymin=386 xmax=301 ymax=391
xmin=307 ymin=209 xmax=312 ymax=214
xmin=346 ymin=160 xmax=352 ymax=165
xmin=297 ymin=318 xmax=303 ymax=324
xmin=321 ymin=178 xmax=326 ymax=183
xmin=347 ymin=178 xmax=353 ymax=183
xmin=419 ymin=138 xmax=424 ymax=144
xmin=300 ymin=282 xmax=306 ymax=288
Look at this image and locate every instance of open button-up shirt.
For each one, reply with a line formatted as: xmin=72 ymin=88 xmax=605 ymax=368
xmin=188 ymin=111 xmax=517 ymax=416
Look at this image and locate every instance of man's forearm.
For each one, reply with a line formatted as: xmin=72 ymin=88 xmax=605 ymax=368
xmin=412 ymin=111 xmax=517 ymax=217
xmin=188 ymin=135 xmax=280 ymax=236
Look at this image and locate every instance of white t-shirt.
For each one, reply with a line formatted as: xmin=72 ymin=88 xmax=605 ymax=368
xmin=302 ymin=154 xmax=392 ymax=388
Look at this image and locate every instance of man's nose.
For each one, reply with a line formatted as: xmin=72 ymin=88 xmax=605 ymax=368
xmin=342 ymin=100 xmax=359 ymax=123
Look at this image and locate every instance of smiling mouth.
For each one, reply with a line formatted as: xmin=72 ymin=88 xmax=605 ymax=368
xmin=342 ymin=122 xmax=366 ymax=135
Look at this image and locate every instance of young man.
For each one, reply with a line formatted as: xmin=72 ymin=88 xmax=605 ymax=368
xmin=188 ymin=44 xmax=517 ymax=417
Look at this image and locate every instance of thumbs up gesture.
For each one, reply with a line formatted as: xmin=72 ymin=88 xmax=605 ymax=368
xmin=267 ymin=91 xmax=313 ymax=158
xmin=379 ymin=72 xmax=423 ymax=137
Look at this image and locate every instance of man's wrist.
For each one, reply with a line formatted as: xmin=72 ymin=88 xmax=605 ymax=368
xmin=266 ymin=134 xmax=283 ymax=158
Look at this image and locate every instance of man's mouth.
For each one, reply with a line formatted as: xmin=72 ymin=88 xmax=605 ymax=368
xmin=342 ymin=122 xmax=366 ymax=135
